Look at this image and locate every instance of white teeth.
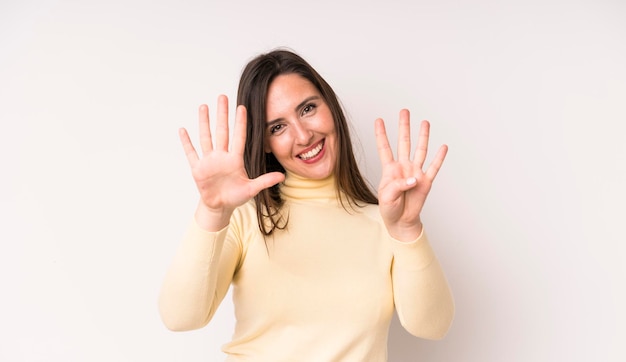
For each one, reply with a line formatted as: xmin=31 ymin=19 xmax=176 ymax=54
xmin=298 ymin=142 xmax=323 ymax=160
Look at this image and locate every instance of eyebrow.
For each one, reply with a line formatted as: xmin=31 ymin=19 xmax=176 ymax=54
xmin=266 ymin=95 xmax=322 ymax=126
xmin=295 ymin=95 xmax=321 ymax=113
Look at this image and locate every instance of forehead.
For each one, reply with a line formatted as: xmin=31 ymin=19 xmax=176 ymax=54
xmin=266 ymin=74 xmax=321 ymax=116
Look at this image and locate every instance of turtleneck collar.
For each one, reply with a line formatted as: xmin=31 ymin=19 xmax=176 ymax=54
xmin=280 ymin=172 xmax=338 ymax=201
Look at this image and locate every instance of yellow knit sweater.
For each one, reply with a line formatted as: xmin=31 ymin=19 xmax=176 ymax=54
xmin=159 ymin=173 xmax=454 ymax=361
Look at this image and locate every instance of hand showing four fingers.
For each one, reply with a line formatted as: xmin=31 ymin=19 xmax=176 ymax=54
xmin=179 ymin=95 xmax=285 ymax=231
xmin=375 ymin=109 xmax=448 ymax=242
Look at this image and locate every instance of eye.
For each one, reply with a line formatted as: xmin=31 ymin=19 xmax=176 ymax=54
xmin=269 ymin=123 xmax=284 ymax=135
xmin=301 ymin=103 xmax=317 ymax=116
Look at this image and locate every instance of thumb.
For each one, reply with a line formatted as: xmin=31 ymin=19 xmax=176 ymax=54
xmin=249 ymin=172 xmax=285 ymax=195
xmin=379 ymin=177 xmax=417 ymax=204
xmin=393 ymin=176 xmax=418 ymax=193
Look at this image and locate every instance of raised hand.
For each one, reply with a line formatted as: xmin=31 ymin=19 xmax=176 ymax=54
xmin=179 ymin=95 xmax=285 ymax=231
xmin=375 ymin=109 xmax=448 ymax=242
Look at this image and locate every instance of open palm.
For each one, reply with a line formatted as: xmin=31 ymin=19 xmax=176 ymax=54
xmin=179 ymin=95 xmax=284 ymax=229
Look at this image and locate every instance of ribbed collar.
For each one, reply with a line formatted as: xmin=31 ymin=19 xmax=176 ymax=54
xmin=279 ymin=172 xmax=338 ymax=201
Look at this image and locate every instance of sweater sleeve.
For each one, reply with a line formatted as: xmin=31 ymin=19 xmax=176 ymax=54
xmin=158 ymin=219 xmax=241 ymax=331
xmin=390 ymin=229 xmax=455 ymax=340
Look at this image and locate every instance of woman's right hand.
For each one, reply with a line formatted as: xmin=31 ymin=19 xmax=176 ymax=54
xmin=179 ymin=95 xmax=285 ymax=231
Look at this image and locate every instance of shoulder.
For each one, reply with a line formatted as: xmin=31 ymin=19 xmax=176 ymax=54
xmin=226 ymin=201 xmax=264 ymax=269
xmin=230 ymin=200 xmax=260 ymax=234
xmin=356 ymin=202 xmax=385 ymax=224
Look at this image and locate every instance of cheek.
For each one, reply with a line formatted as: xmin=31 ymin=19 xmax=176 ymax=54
xmin=266 ymin=138 xmax=289 ymax=158
xmin=322 ymin=112 xmax=337 ymax=134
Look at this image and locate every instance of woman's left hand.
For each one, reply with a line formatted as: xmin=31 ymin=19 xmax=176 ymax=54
xmin=375 ymin=109 xmax=448 ymax=242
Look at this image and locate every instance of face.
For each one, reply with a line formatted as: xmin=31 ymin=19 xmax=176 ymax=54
xmin=264 ymin=74 xmax=337 ymax=180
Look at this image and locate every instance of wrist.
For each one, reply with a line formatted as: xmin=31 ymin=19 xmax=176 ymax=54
xmin=194 ymin=201 xmax=233 ymax=232
xmin=387 ymin=221 xmax=423 ymax=243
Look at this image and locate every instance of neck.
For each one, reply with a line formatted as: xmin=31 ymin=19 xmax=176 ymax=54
xmin=280 ymin=172 xmax=337 ymax=201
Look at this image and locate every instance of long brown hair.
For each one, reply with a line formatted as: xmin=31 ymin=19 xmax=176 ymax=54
xmin=237 ymin=49 xmax=378 ymax=235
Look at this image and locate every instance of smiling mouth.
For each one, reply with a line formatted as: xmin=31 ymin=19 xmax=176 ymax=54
xmin=297 ymin=140 xmax=324 ymax=161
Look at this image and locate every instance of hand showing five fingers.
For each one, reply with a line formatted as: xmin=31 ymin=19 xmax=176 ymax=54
xmin=179 ymin=95 xmax=285 ymax=231
xmin=375 ymin=109 xmax=448 ymax=242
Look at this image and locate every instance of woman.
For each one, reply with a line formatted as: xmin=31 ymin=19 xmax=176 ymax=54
xmin=159 ymin=50 xmax=454 ymax=361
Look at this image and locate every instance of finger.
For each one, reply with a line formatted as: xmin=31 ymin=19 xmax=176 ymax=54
xmin=215 ymin=95 xmax=229 ymax=152
xmin=179 ymin=127 xmax=199 ymax=167
xmin=397 ymin=109 xmax=411 ymax=161
xmin=425 ymin=144 xmax=448 ymax=180
xmin=375 ymin=118 xmax=394 ymax=165
xmin=414 ymin=120 xmax=430 ymax=170
xmin=198 ymin=104 xmax=212 ymax=156
xmin=231 ymin=105 xmax=247 ymax=157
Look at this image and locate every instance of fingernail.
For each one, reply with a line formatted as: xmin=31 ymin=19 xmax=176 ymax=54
xmin=406 ymin=177 xmax=417 ymax=185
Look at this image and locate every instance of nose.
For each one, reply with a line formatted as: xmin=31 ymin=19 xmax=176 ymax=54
xmin=292 ymin=119 xmax=313 ymax=145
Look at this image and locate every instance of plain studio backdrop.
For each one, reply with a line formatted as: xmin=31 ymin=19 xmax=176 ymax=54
xmin=1 ymin=0 xmax=625 ymax=361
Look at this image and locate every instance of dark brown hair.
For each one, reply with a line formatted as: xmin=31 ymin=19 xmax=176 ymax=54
xmin=237 ymin=49 xmax=378 ymax=235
